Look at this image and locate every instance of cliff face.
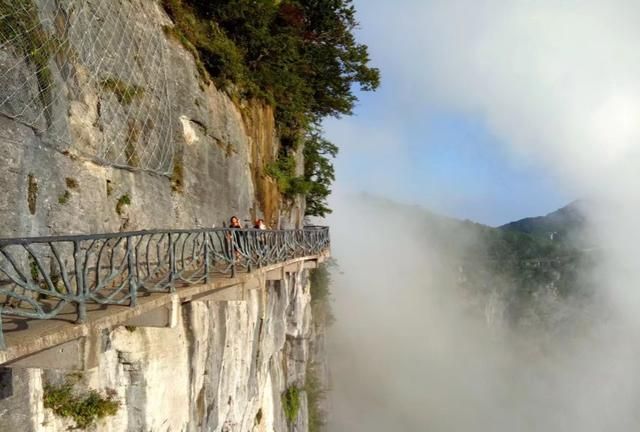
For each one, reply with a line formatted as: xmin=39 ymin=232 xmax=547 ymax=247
xmin=0 ymin=0 xmax=292 ymax=237
xmin=0 ymin=1 xmax=321 ymax=430
xmin=0 ymin=271 xmax=317 ymax=432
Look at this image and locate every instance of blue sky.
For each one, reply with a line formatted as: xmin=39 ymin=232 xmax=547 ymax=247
xmin=323 ymin=1 xmax=576 ymax=226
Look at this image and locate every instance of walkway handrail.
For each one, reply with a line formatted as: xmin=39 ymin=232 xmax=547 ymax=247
xmin=0 ymin=226 xmax=330 ymax=349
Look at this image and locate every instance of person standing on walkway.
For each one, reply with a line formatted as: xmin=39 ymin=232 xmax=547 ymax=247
xmin=229 ymin=216 xmax=242 ymax=229
xmin=254 ymin=218 xmax=267 ymax=230
xmin=226 ymin=216 xmax=244 ymax=262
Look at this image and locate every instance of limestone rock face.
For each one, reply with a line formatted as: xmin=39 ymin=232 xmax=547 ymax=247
xmin=0 ymin=270 xmax=316 ymax=432
xmin=0 ymin=0 xmax=292 ymax=237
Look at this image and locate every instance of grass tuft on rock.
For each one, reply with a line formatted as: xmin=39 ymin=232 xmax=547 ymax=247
xmin=27 ymin=173 xmax=38 ymax=214
xmin=115 ymin=194 xmax=131 ymax=215
xmin=100 ymin=77 xmax=144 ymax=106
xmin=281 ymin=385 xmax=300 ymax=423
xmin=0 ymin=0 xmax=57 ymax=125
xmin=58 ymin=190 xmax=71 ymax=205
xmin=43 ymin=381 xmax=119 ymax=429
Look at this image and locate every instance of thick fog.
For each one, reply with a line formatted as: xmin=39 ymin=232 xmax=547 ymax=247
xmin=324 ymin=1 xmax=640 ymax=430
xmin=326 ymin=195 xmax=640 ymax=431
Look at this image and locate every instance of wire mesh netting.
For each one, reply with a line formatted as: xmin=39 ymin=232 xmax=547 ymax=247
xmin=0 ymin=0 xmax=175 ymax=174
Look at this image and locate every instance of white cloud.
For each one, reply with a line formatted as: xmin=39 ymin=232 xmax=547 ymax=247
xmin=357 ymin=0 xmax=640 ymax=190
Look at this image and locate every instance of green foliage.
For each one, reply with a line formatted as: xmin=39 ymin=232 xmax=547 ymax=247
xmin=454 ymin=219 xmax=594 ymax=326
xmin=281 ymin=385 xmax=301 ymax=423
xmin=28 ymin=255 xmax=39 ymax=282
xmin=162 ymin=24 xmax=210 ymax=84
xmin=100 ymin=78 xmax=144 ymax=105
xmin=43 ymin=382 xmax=119 ymax=429
xmin=116 ymin=194 xmax=131 ymax=215
xmin=309 ymin=263 xmax=331 ymax=305
xmin=364 ymin=196 xmax=594 ymax=328
xmin=182 ymin=0 xmax=380 ymax=128
xmin=162 ymin=0 xmax=379 ymax=212
xmin=161 ymin=0 xmax=249 ymax=90
xmin=58 ymin=190 xmax=71 ymax=205
xmin=309 ymin=262 xmax=335 ymax=327
xmin=265 ymin=153 xmax=310 ymax=199
xmin=305 ymin=365 xmax=327 ymax=432
xmin=0 ymin=0 xmax=55 ymax=124
xmin=303 ymin=128 xmax=338 ymax=217
xmin=264 ymin=125 xmax=338 ymax=214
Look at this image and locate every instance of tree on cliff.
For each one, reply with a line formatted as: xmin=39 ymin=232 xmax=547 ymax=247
xmin=163 ymin=0 xmax=379 ymax=216
xmin=303 ymin=128 xmax=338 ymax=217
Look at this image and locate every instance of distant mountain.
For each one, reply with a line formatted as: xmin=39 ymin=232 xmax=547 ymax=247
xmin=354 ymin=194 xmax=585 ymax=265
xmin=498 ymin=200 xmax=587 ymax=244
xmin=351 ymin=194 xmax=595 ymax=326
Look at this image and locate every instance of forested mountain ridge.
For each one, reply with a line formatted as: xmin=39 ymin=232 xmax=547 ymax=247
xmin=498 ymin=200 xmax=587 ymax=244
xmin=461 ymin=201 xmax=594 ymax=326
xmin=357 ymin=194 xmax=595 ymax=327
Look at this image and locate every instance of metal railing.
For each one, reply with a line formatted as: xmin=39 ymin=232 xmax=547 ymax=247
xmin=0 ymin=226 xmax=329 ymax=349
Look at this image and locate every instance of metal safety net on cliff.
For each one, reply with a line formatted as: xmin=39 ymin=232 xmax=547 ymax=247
xmin=0 ymin=0 xmax=175 ymax=174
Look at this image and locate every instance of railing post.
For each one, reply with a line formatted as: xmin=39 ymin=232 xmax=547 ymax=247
xmin=203 ymin=232 xmax=210 ymax=283
xmin=0 ymin=306 xmax=5 ymax=350
xmin=74 ymin=241 xmax=87 ymax=324
xmin=246 ymin=230 xmax=252 ymax=273
xmin=127 ymin=236 xmax=137 ymax=307
xmin=169 ymin=233 xmax=176 ymax=292
xmin=230 ymin=230 xmax=236 ymax=278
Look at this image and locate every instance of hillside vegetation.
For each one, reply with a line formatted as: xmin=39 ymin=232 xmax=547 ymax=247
xmin=365 ymin=195 xmax=596 ymax=327
xmin=162 ymin=0 xmax=379 ymax=216
xmin=499 ymin=200 xmax=588 ymax=244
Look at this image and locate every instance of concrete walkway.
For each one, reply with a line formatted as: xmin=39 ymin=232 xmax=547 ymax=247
xmin=0 ymin=254 xmax=326 ymax=370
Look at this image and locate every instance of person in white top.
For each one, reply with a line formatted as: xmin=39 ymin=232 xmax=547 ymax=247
xmin=254 ymin=218 xmax=267 ymax=230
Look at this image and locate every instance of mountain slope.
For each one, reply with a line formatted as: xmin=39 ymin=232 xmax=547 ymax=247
xmin=351 ymin=194 xmax=594 ymax=326
xmin=498 ymin=200 xmax=587 ymax=243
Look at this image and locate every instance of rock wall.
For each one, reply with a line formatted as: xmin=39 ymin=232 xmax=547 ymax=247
xmin=0 ymin=0 xmax=292 ymax=238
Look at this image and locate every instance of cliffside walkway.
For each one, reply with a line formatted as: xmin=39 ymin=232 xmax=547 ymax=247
xmin=0 ymin=226 xmax=330 ymax=369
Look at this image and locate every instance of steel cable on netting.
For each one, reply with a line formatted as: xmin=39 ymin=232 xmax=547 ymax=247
xmin=0 ymin=0 xmax=175 ymax=175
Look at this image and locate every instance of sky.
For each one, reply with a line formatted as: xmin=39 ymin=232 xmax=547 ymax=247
xmin=323 ymin=0 xmax=592 ymax=226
